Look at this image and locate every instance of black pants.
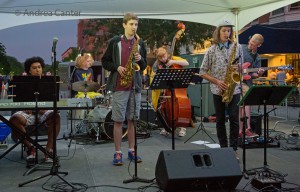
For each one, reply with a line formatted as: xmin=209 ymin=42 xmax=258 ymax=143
xmin=213 ymin=94 xmax=239 ymax=151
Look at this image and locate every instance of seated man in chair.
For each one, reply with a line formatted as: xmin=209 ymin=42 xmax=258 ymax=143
xmin=9 ymin=56 xmax=60 ymax=164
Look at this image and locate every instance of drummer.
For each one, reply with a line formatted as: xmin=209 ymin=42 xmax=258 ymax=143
xmin=73 ymin=53 xmax=101 ymax=99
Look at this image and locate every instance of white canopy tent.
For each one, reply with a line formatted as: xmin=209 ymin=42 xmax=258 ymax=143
xmin=0 ymin=0 xmax=299 ymax=32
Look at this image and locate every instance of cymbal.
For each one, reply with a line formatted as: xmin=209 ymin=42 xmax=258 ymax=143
xmin=72 ymin=81 xmax=100 ymax=92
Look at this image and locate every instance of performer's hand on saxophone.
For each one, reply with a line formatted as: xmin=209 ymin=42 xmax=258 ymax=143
xmin=216 ymin=79 xmax=228 ymax=91
xmin=134 ymin=52 xmax=141 ymax=62
xmin=117 ymin=66 xmax=127 ymax=77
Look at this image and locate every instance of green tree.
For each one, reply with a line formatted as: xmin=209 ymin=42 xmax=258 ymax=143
xmin=62 ymin=47 xmax=80 ymax=62
xmin=0 ymin=42 xmax=9 ymax=75
xmin=6 ymin=56 xmax=23 ymax=75
xmin=82 ymin=19 xmax=215 ymax=59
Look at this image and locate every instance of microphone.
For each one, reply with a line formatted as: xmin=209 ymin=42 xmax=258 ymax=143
xmin=52 ymin=37 xmax=58 ymax=58
xmin=53 ymin=37 xmax=58 ymax=47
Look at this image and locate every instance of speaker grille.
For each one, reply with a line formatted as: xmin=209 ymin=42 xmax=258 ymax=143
xmin=155 ymin=148 xmax=242 ymax=191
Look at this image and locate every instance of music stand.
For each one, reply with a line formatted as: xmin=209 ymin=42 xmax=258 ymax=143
xmin=0 ymin=76 xmax=59 ymax=160
xmin=12 ymin=76 xmax=60 ymax=102
xmin=150 ymin=68 xmax=198 ymax=150
xmin=184 ymin=76 xmax=216 ymax=144
xmin=238 ymin=85 xmax=294 ymax=175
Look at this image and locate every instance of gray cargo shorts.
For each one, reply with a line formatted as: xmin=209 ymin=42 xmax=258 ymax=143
xmin=111 ymin=90 xmax=141 ymax=122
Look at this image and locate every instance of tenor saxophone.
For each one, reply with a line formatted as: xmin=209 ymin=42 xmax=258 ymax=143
xmin=120 ymin=34 xmax=140 ymax=88
xmin=221 ymin=42 xmax=240 ymax=103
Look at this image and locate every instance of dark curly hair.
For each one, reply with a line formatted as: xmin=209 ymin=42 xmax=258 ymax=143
xmin=24 ymin=56 xmax=45 ymax=74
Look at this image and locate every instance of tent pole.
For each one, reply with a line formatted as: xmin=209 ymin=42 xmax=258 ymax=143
xmin=233 ymin=9 xmax=239 ymax=44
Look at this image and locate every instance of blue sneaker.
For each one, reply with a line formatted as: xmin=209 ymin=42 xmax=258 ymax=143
xmin=112 ymin=153 xmax=123 ymax=166
xmin=128 ymin=150 xmax=142 ymax=163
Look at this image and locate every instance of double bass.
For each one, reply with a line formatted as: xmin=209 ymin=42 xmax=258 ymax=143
xmin=157 ymin=23 xmax=194 ymax=132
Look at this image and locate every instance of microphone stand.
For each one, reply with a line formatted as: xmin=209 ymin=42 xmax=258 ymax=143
xmin=64 ymin=65 xmax=77 ymax=145
xmin=123 ymin=54 xmax=151 ymax=184
xmin=238 ymin=60 xmax=249 ymax=179
xmin=19 ymin=39 xmax=76 ymax=189
xmin=184 ymin=78 xmax=216 ymax=144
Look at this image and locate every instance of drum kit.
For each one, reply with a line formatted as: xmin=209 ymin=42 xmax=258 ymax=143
xmin=70 ymin=81 xmax=127 ymax=142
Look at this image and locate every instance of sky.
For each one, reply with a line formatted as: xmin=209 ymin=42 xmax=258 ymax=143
xmin=0 ymin=20 xmax=78 ymax=64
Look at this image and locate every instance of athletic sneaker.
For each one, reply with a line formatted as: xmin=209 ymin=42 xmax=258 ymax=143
xmin=160 ymin=129 xmax=170 ymax=136
xmin=128 ymin=150 xmax=142 ymax=163
xmin=177 ymin=127 xmax=186 ymax=137
xmin=239 ymin=128 xmax=259 ymax=138
xmin=44 ymin=149 xmax=54 ymax=163
xmin=26 ymin=146 xmax=36 ymax=163
xmin=112 ymin=153 xmax=123 ymax=166
xmin=245 ymin=128 xmax=259 ymax=137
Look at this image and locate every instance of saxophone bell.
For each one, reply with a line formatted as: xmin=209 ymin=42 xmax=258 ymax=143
xmin=231 ymin=71 xmax=241 ymax=83
xmin=132 ymin=62 xmax=140 ymax=71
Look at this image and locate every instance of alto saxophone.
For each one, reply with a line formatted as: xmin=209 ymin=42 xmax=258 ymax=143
xmin=120 ymin=34 xmax=141 ymax=88
xmin=221 ymin=42 xmax=241 ymax=103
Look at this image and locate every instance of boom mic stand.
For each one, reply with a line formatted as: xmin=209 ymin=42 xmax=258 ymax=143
xmin=19 ymin=38 xmax=76 ymax=190
xmin=184 ymin=76 xmax=216 ymax=144
xmin=123 ymin=56 xmax=152 ymax=184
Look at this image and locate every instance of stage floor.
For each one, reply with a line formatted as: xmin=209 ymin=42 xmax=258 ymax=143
xmin=1 ymin=108 xmax=300 ymax=192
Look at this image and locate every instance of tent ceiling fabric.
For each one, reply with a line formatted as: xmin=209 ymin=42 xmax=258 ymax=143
xmin=0 ymin=0 xmax=299 ymax=30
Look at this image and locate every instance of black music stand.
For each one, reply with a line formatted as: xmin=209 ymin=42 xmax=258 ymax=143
xmin=238 ymin=85 xmax=294 ymax=176
xmin=150 ymin=68 xmax=198 ymax=150
xmin=0 ymin=76 xmax=59 ymax=160
xmin=184 ymin=75 xmax=216 ymax=144
xmin=14 ymin=76 xmax=60 ymax=176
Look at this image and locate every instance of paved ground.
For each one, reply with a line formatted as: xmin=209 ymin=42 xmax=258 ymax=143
xmin=0 ymin=104 xmax=300 ymax=192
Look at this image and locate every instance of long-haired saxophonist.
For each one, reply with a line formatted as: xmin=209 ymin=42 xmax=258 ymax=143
xmin=102 ymin=12 xmax=147 ymax=166
xmin=198 ymin=19 xmax=243 ymax=159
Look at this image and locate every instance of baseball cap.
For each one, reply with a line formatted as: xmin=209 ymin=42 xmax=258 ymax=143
xmin=218 ymin=19 xmax=234 ymax=27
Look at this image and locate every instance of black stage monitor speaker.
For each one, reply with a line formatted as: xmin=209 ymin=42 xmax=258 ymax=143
xmin=155 ymin=148 xmax=242 ymax=192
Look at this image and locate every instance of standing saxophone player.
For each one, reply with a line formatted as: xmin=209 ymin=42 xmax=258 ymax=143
xmin=102 ymin=12 xmax=147 ymax=166
xmin=199 ymin=19 xmax=243 ymax=159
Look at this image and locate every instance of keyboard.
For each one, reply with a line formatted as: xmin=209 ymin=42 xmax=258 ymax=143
xmin=0 ymin=98 xmax=94 ymax=110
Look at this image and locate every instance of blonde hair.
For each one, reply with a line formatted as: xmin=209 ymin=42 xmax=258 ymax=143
xmin=75 ymin=53 xmax=94 ymax=68
xmin=251 ymin=34 xmax=264 ymax=44
xmin=155 ymin=47 xmax=168 ymax=65
xmin=156 ymin=47 xmax=168 ymax=59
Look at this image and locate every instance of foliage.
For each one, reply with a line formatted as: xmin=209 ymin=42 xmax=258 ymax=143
xmin=82 ymin=18 xmax=215 ymax=57
xmin=62 ymin=47 xmax=80 ymax=62
xmin=6 ymin=56 xmax=23 ymax=76
xmin=0 ymin=43 xmax=9 ymax=75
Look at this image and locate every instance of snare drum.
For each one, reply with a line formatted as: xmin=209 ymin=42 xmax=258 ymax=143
xmin=87 ymin=105 xmax=110 ymax=123
xmin=86 ymin=106 xmax=127 ymax=140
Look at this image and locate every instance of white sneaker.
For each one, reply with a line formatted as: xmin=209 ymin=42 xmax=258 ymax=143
xmin=160 ymin=129 xmax=169 ymax=137
xmin=177 ymin=127 xmax=186 ymax=137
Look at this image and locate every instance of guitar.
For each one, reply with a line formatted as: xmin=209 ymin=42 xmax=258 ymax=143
xmin=242 ymin=62 xmax=293 ymax=80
